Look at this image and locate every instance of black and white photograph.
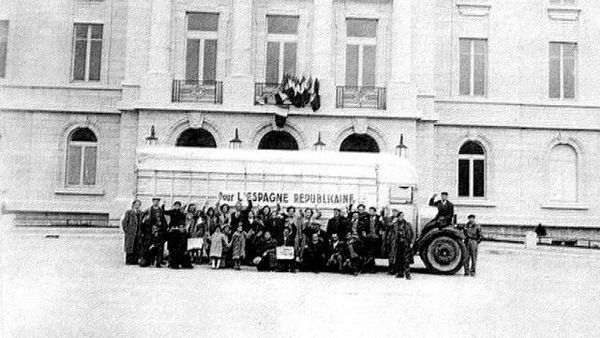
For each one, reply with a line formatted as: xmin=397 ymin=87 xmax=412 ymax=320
xmin=1 ymin=0 xmax=599 ymax=337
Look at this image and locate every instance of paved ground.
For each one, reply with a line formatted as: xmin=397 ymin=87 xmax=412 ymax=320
xmin=1 ymin=224 xmax=600 ymax=337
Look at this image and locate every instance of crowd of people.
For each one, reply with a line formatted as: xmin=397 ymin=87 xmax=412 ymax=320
xmin=121 ymin=191 xmax=482 ymax=279
xmin=121 ymin=196 xmax=416 ymax=279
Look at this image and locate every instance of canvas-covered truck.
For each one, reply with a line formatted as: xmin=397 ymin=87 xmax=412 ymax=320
xmin=135 ymin=146 xmax=466 ymax=274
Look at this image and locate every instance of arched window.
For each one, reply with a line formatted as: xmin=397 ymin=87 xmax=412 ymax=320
xmin=339 ymin=133 xmax=380 ymax=153
xmin=176 ymin=128 xmax=217 ymax=147
xmin=549 ymin=144 xmax=577 ymax=202
xmin=66 ymin=127 xmax=97 ymax=186
xmin=458 ymin=141 xmax=485 ymax=198
xmin=258 ymin=131 xmax=299 ymax=150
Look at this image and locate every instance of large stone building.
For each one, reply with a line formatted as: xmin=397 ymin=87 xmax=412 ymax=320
xmin=1 ymin=0 xmax=599 ymax=237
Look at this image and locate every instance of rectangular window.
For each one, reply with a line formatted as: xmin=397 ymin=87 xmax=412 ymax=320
xmin=67 ymin=145 xmax=83 ymax=185
xmin=72 ymin=24 xmax=103 ymax=81
xmin=0 ymin=20 xmax=8 ymax=78
xmin=265 ymin=15 xmax=298 ymax=83
xmin=473 ymin=159 xmax=485 ymax=197
xmin=458 ymin=159 xmax=470 ymax=197
xmin=345 ymin=18 xmax=377 ymax=87
xmin=459 ymin=38 xmax=487 ymax=96
xmin=549 ymin=42 xmax=576 ymax=99
xmin=185 ymin=13 xmax=219 ymax=82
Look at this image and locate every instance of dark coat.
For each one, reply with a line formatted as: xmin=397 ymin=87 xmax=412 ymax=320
xmin=387 ymin=220 xmax=414 ymax=267
xmin=327 ymin=216 xmax=349 ymax=238
xmin=143 ymin=206 xmax=167 ymax=238
xmin=256 ymin=237 xmax=278 ymax=271
xmin=121 ymin=209 xmax=141 ymax=253
xmin=230 ymin=200 xmax=253 ymax=231
xmin=429 ymin=197 xmax=455 ymax=223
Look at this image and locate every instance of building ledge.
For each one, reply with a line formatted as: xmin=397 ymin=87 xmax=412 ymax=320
xmin=55 ymin=187 xmax=105 ymax=196
xmin=547 ymin=5 xmax=581 ymax=21
xmin=456 ymin=1 xmax=491 ymax=17
xmin=540 ymin=202 xmax=588 ymax=211
xmin=455 ymin=199 xmax=496 ymax=208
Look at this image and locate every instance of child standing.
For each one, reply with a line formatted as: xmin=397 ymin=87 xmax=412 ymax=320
xmin=209 ymin=226 xmax=228 ymax=269
xmin=231 ymin=223 xmax=246 ymax=270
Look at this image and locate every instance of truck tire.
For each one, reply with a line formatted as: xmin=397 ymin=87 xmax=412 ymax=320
xmin=420 ymin=232 xmax=466 ymax=275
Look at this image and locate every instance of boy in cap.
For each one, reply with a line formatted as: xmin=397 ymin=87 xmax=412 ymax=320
xmin=460 ymin=214 xmax=482 ymax=276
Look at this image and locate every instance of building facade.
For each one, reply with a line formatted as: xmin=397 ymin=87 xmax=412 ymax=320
xmin=1 ymin=0 xmax=599 ymax=236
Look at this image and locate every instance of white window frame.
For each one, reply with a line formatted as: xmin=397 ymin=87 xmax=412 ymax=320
xmin=265 ymin=16 xmax=298 ymax=83
xmin=459 ymin=38 xmax=487 ymax=97
xmin=66 ymin=138 xmax=97 ymax=187
xmin=549 ymin=42 xmax=577 ymax=100
xmin=72 ymin=23 xmax=102 ymax=82
xmin=458 ymin=152 xmax=485 ymax=198
xmin=548 ymin=144 xmax=578 ymax=203
xmin=185 ymin=15 xmax=219 ymax=82
xmin=346 ymin=36 xmax=377 ymax=87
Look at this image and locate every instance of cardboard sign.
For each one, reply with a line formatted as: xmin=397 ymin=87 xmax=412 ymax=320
xmin=276 ymin=246 xmax=295 ymax=260
xmin=187 ymin=238 xmax=204 ymax=250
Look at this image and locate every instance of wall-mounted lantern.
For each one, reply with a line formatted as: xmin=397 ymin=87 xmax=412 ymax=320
xmin=313 ymin=131 xmax=326 ymax=151
xmin=230 ymin=128 xmax=242 ymax=149
xmin=395 ymin=133 xmax=408 ymax=158
xmin=145 ymin=125 xmax=158 ymax=146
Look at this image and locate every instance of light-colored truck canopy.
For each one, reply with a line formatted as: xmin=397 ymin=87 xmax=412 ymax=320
xmin=136 ymin=147 xmax=418 ymax=210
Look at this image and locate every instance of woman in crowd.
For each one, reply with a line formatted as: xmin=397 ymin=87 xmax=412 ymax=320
xmin=186 ymin=204 xmax=204 ymax=263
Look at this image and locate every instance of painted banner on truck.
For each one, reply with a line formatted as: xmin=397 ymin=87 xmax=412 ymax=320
xmin=217 ymin=190 xmax=368 ymax=207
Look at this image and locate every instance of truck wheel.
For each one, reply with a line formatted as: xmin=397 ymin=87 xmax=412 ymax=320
xmin=421 ymin=234 xmax=466 ymax=275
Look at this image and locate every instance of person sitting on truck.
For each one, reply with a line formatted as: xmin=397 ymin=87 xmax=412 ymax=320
xmin=420 ymin=192 xmax=455 ymax=237
xmin=429 ymin=192 xmax=455 ymax=226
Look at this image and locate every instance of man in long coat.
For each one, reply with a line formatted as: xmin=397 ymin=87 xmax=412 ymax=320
xmin=387 ymin=211 xmax=414 ymax=279
xmin=164 ymin=201 xmax=188 ymax=269
xmin=121 ymin=199 xmax=142 ymax=265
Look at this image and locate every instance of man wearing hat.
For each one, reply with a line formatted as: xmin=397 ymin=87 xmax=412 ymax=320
xmin=429 ymin=192 xmax=455 ymax=226
xmin=141 ymin=197 xmax=167 ymax=267
xmin=459 ymin=214 xmax=482 ymax=276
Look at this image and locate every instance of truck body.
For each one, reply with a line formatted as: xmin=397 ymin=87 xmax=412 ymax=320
xmin=136 ymin=147 xmax=418 ymax=220
xmin=135 ymin=146 xmax=466 ymax=275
